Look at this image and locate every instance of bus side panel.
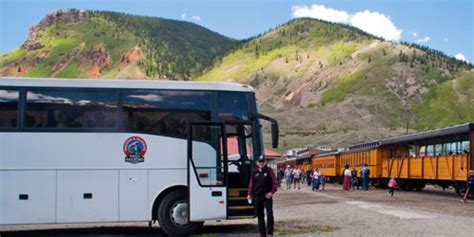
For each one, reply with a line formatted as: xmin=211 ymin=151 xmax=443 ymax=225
xmin=0 ymin=171 xmax=56 ymax=224
xmin=119 ymin=169 xmax=148 ymax=221
xmin=57 ymin=170 xmax=119 ymax=223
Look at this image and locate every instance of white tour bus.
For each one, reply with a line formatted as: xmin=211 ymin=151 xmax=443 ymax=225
xmin=0 ymin=77 xmax=278 ymax=236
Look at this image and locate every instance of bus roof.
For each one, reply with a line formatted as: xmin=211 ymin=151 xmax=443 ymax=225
xmin=0 ymin=77 xmax=255 ymax=92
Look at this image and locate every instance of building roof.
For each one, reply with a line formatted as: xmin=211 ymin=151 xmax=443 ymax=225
xmin=226 ymin=137 xmax=280 ymax=159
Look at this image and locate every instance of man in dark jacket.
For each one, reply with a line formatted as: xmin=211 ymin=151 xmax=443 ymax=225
xmin=247 ymin=157 xmax=278 ymax=237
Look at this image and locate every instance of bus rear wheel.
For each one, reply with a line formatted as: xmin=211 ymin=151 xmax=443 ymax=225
xmin=157 ymin=190 xmax=203 ymax=236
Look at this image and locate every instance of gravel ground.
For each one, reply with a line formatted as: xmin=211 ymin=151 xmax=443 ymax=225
xmin=1 ymin=183 xmax=473 ymax=236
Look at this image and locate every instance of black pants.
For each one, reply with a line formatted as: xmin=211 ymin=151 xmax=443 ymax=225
xmin=389 ymin=187 xmax=395 ymax=196
xmin=255 ymin=195 xmax=274 ymax=236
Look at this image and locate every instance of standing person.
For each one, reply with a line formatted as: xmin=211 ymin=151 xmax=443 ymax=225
xmin=277 ymin=168 xmax=283 ymax=188
xmin=284 ymin=166 xmax=292 ymax=190
xmin=351 ymin=168 xmax=359 ymax=190
xmin=247 ymin=158 xmax=278 ymax=237
xmin=300 ymin=169 xmax=305 ymax=184
xmin=312 ymin=168 xmax=320 ymax=191
xmin=306 ymin=169 xmax=313 ymax=186
xmin=462 ymin=171 xmax=474 ymax=203
xmin=360 ymin=164 xmax=371 ymax=190
xmin=293 ymin=168 xmax=301 ymax=189
xmin=320 ymin=174 xmax=325 ymax=191
xmin=342 ymin=164 xmax=351 ymax=191
xmin=388 ymin=176 xmax=397 ymax=197
xmin=279 ymin=169 xmax=284 ymax=188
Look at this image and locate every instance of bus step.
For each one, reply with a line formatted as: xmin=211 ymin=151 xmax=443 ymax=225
xmin=228 ymin=208 xmax=255 ymax=217
xmin=228 ymin=206 xmax=254 ymax=210
xmin=228 ymin=215 xmax=255 ymax=220
xmin=228 ymin=188 xmax=248 ymax=197
xmin=228 ymin=197 xmax=247 ymax=200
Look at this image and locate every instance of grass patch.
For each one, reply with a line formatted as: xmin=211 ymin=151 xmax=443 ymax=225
xmin=414 ymin=73 xmax=474 ymax=130
xmin=1 ymin=48 xmax=26 ymax=65
xmin=55 ymin=63 xmax=82 ymax=78
xmin=275 ymin=220 xmax=339 ymax=235
xmin=328 ymin=42 xmax=358 ymax=65
xmin=320 ymin=70 xmax=366 ymax=103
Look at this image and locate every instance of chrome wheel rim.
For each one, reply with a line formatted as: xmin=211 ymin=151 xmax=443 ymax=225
xmin=170 ymin=201 xmax=189 ymax=226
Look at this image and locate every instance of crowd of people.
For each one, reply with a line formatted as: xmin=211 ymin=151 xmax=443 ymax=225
xmin=341 ymin=163 xmax=371 ymax=191
xmin=277 ymin=166 xmax=326 ymax=191
xmin=276 ymin=163 xmax=382 ymax=193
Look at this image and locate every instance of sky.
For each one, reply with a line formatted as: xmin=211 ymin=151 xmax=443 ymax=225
xmin=1 ymin=0 xmax=473 ymax=63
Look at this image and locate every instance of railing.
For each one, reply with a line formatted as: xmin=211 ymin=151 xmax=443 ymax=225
xmin=382 ymin=154 xmax=469 ymax=181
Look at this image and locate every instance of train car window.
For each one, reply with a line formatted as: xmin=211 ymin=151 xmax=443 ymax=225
xmin=450 ymin=142 xmax=458 ymax=154
xmin=409 ymin=146 xmax=416 ymax=157
xmin=427 ymin=145 xmax=434 ymax=156
xmin=435 ymin=144 xmax=442 ymax=156
xmin=462 ymin=141 xmax=470 ymax=153
xmin=0 ymin=89 xmax=19 ymax=128
xmin=418 ymin=146 xmax=426 ymax=157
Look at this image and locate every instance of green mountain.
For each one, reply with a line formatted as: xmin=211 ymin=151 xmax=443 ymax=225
xmin=1 ymin=11 xmax=473 ymax=150
xmin=198 ymin=18 xmax=474 ymax=149
xmin=0 ymin=9 xmax=238 ymax=80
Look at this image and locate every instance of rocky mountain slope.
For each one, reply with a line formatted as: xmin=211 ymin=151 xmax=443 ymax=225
xmin=198 ymin=18 xmax=474 ymax=149
xmin=0 ymin=9 xmax=238 ymax=80
xmin=1 ymin=10 xmax=473 ymax=151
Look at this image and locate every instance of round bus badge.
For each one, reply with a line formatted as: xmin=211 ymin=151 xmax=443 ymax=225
xmin=123 ymin=136 xmax=147 ymax=164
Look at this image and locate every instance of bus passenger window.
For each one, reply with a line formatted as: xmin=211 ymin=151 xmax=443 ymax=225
xmin=0 ymin=90 xmax=19 ymax=128
xmin=122 ymin=90 xmax=211 ymax=138
xmin=25 ymin=89 xmax=117 ymax=129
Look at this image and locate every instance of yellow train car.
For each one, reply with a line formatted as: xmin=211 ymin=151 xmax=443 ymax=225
xmin=339 ymin=143 xmax=381 ymax=179
xmin=312 ymin=151 xmax=340 ymax=177
xmin=378 ymin=123 xmax=473 ymax=192
xmin=319 ymin=123 xmax=473 ymax=193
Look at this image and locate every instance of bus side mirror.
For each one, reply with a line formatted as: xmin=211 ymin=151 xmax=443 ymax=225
xmin=271 ymin=122 xmax=279 ymax=149
xmin=258 ymin=114 xmax=279 ymax=149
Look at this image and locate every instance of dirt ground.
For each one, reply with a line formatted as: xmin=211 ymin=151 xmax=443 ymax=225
xmin=1 ymin=183 xmax=474 ymax=236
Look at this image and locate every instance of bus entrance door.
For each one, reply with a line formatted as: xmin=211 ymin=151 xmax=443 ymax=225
xmin=187 ymin=122 xmax=228 ymax=221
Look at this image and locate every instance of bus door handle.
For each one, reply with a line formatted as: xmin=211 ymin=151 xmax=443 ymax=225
xmin=211 ymin=191 xmax=222 ymax=197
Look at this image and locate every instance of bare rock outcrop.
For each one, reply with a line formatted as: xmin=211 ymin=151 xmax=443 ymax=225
xmin=22 ymin=9 xmax=88 ymax=51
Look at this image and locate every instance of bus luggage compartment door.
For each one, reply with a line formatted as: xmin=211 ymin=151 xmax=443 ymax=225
xmin=188 ymin=122 xmax=228 ymax=221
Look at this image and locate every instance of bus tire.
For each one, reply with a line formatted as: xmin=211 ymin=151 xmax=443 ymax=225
xmin=157 ymin=190 xmax=203 ymax=236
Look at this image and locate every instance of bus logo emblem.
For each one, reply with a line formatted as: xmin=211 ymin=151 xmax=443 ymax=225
xmin=124 ymin=136 xmax=147 ymax=164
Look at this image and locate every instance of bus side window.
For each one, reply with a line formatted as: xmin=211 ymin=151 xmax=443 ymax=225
xmin=122 ymin=90 xmax=211 ymax=138
xmin=0 ymin=89 xmax=19 ymax=128
xmin=25 ymin=89 xmax=117 ymax=129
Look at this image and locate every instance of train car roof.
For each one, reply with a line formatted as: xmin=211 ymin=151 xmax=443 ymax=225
xmin=0 ymin=77 xmax=255 ymax=92
xmin=314 ymin=150 xmax=341 ymax=157
xmin=346 ymin=123 xmax=474 ymax=151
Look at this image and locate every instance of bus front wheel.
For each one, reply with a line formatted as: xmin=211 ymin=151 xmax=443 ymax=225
xmin=157 ymin=190 xmax=204 ymax=236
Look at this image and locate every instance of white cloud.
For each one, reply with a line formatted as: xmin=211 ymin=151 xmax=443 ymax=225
xmin=191 ymin=15 xmax=201 ymax=21
xmin=416 ymin=36 xmax=430 ymax=44
xmin=411 ymin=32 xmax=418 ymax=37
xmin=181 ymin=12 xmax=186 ymax=20
xmin=291 ymin=4 xmax=402 ymax=41
xmin=455 ymin=53 xmax=469 ymax=63
xmin=443 ymin=37 xmax=448 ymax=42
xmin=350 ymin=10 xmax=402 ymax=41
xmin=291 ymin=5 xmax=350 ymax=23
